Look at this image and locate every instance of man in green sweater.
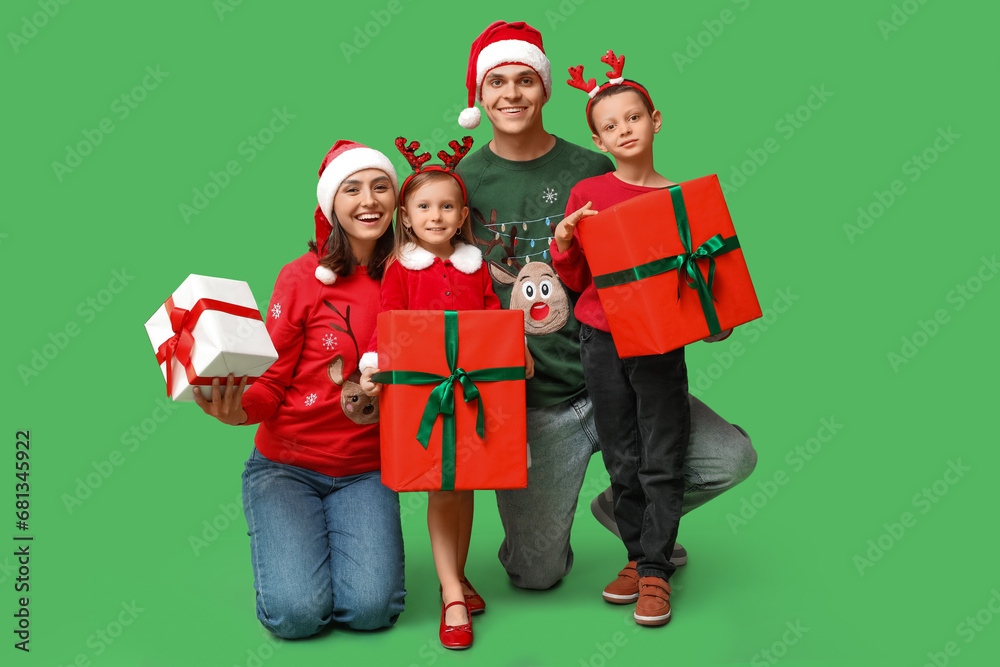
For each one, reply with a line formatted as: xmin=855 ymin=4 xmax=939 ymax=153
xmin=455 ymin=21 xmax=757 ymax=590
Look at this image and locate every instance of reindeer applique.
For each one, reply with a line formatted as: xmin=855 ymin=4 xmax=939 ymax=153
xmin=474 ymin=207 xmax=570 ymax=336
xmin=323 ymin=301 xmax=379 ymax=425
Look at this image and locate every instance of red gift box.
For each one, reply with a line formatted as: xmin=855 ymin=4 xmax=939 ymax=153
xmin=374 ymin=310 xmax=527 ymax=492
xmin=577 ymin=174 xmax=761 ymax=357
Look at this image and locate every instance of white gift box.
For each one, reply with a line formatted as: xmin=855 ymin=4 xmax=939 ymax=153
xmin=145 ymin=274 xmax=278 ymax=402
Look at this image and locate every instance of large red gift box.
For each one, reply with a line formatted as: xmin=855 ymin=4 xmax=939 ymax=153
xmin=577 ymin=174 xmax=761 ymax=357
xmin=374 ymin=310 xmax=527 ymax=492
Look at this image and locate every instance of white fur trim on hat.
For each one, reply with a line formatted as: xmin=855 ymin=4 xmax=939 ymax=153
xmin=459 ymin=106 xmax=482 ymax=130
xmin=315 ymin=265 xmax=337 ymax=285
xmin=358 ymin=352 xmax=379 ymax=374
xmin=449 ymin=243 xmax=484 ymax=274
xmin=316 ymin=147 xmax=398 ymax=225
xmin=475 ymin=39 xmax=552 ymax=102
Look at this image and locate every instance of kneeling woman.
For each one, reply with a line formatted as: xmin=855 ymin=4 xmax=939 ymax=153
xmin=194 ymin=141 xmax=405 ymax=638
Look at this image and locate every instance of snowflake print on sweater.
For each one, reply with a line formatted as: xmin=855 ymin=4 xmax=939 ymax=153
xmin=270 ymin=303 xmax=281 ymax=319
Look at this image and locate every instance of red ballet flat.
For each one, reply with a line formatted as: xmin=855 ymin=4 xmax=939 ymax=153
xmin=439 ymin=600 xmax=473 ymax=650
xmin=461 ymin=577 xmax=486 ymax=615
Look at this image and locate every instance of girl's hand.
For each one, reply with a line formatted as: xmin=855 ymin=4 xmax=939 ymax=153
xmin=524 ymin=344 xmax=535 ymax=380
xmin=702 ymin=328 xmax=733 ymax=343
xmin=193 ymin=374 xmax=249 ymax=425
xmin=554 ymin=202 xmax=598 ymax=253
xmin=360 ymin=367 xmax=382 ymax=396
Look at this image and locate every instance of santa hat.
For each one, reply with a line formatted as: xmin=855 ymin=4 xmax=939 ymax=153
xmin=567 ymin=49 xmax=654 ymax=133
xmin=314 ymin=140 xmax=398 ymax=284
xmin=458 ymin=20 xmax=551 ymax=130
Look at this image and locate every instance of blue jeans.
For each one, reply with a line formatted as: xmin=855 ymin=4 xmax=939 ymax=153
xmin=494 ymin=344 xmax=757 ymax=589
xmin=241 ymin=448 xmax=406 ymax=638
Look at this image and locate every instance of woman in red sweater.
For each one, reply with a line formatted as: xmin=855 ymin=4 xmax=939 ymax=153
xmin=194 ymin=140 xmax=406 ymax=638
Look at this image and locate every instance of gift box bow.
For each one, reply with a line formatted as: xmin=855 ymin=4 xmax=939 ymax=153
xmin=591 ymin=184 xmax=741 ymax=336
xmin=372 ymin=310 xmax=525 ymax=491
xmin=155 ymin=296 xmax=265 ymax=396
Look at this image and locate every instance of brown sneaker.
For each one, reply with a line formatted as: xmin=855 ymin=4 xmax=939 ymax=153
xmin=634 ymin=576 xmax=671 ymax=626
xmin=602 ymin=561 xmax=640 ymax=604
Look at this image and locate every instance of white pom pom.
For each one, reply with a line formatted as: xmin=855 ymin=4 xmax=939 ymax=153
xmin=315 ymin=265 xmax=337 ymax=284
xmin=458 ymin=106 xmax=481 ymax=129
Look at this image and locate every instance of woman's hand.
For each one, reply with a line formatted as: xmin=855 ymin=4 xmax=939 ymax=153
xmin=192 ymin=374 xmax=249 ymax=425
xmin=360 ymin=367 xmax=382 ymax=397
xmin=553 ymin=202 xmax=598 ymax=253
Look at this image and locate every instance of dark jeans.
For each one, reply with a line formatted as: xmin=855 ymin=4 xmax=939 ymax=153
xmin=579 ymin=324 xmax=691 ymax=581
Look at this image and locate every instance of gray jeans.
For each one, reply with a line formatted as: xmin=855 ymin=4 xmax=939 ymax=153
xmin=495 ymin=391 xmax=757 ymax=589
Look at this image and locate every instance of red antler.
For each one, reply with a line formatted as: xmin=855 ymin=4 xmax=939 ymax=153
xmin=566 ymin=65 xmax=596 ymax=94
xmin=601 ymin=50 xmax=625 ymax=79
xmin=395 ymin=137 xmax=431 ymax=171
xmin=437 ymin=136 xmax=474 ymax=171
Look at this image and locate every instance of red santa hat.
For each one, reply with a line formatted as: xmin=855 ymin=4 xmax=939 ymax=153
xmin=458 ymin=20 xmax=552 ymax=130
xmin=314 ymin=140 xmax=398 ymax=284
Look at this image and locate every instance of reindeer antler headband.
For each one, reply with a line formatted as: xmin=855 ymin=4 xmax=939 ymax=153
xmin=567 ymin=49 xmax=654 ymax=131
xmin=395 ymin=136 xmax=474 ymax=202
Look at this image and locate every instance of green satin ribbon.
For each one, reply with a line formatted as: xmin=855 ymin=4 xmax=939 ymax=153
xmin=591 ymin=184 xmax=740 ymax=336
xmin=371 ymin=311 xmax=525 ymax=491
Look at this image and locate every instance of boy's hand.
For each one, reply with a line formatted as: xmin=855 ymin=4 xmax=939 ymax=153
xmin=554 ymin=202 xmax=598 ymax=253
xmin=702 ymin=328 xmax=733 ymax=343
xmin=524 ymin=344 xmax=535 ymax=380
xmin=360 ymin=367 xmax=382 ymax=396
xmin=193 ymin=374 xmax=249 ymax=425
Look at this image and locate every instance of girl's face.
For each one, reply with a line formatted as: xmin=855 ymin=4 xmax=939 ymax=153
xmin=332 ymin=169 xmax=395 ymax=247
xmin=401 ymin=177 xmax=469 ymax=258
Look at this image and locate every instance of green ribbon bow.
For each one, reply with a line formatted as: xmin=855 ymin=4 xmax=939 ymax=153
xmin=591 ymin=184 xmax=740 ymax=336
xmin=371 ymin=311 xmax=525 ymax=491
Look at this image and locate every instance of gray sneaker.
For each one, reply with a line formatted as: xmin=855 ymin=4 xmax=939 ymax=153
xmin=590 ymin=486 xmax=688 ymax=566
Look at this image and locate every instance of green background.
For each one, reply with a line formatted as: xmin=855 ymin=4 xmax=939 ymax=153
xmin=4 ymin=0 xmax=997 ymax=665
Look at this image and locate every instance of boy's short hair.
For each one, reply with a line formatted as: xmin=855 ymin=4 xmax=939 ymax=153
xmin=587 ymin=81 xmax=655 ymax=134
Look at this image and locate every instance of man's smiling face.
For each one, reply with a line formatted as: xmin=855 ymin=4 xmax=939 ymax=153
xmin=479 ymin=64 xmax=547 ymax=138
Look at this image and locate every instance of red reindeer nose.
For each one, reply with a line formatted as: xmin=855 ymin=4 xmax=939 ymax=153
xmin=530 ymin=303 xmax=550 ymax=321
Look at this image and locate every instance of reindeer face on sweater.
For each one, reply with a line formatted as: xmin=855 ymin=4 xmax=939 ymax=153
xmin=490 ymin=261 xmax=570 ymax=336
xmin=328 ymin=355 xmax=379 ymax=425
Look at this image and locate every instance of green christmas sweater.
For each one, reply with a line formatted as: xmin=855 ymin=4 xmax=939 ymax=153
xmin=457 ymin=136 xmax=614 ymax=407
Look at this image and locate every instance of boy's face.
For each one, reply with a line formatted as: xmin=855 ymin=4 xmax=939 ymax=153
xmin=480 ymin=64 xmax=546 ymax=137
xmin=590 ymin=89 xmax=662 ymax=160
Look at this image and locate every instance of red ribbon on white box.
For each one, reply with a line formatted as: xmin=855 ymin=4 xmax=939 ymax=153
xmin=155 ymin=296 xmax=265 ymax=396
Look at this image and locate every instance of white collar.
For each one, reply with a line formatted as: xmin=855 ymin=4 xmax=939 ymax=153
xmin=398 ymin=242 xmax=483 ymax=274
